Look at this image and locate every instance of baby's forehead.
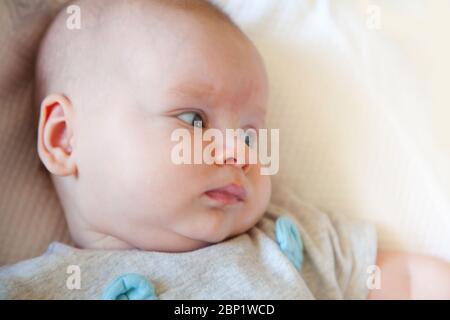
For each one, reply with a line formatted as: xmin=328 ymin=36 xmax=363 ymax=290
xmin=43 ymin=0 xmax=244 ymax=75
xmin=37 ymin=0 xmax=267 ymax=116
xmin=95 ymin=6 xmax=265 ymax=94
xmin=37 ymin=1 xmax=227 ymax=96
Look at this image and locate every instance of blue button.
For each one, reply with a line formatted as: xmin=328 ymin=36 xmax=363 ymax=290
xmin=102 ymin=273 xmax=158 ymax=300
xmin=275 ymin=216 xmax=304 ymax=271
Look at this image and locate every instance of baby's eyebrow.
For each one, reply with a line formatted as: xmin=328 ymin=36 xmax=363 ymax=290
xmin=168 ymin=81 xmax=267 ymax=124
xmin=168 ymin=82 xmax=216 ymax=101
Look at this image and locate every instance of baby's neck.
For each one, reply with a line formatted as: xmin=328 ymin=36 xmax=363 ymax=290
xmin=53 ymin=177 xmax=135 ymax=250
xmin=74 ymin=231 xmax=135 ymax=250
xmin=65 ymin=211 xmax=135 ymax=250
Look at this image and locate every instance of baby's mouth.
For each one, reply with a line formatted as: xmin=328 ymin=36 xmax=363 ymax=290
xmin=205 ymin=183 xmax=247 ymax=205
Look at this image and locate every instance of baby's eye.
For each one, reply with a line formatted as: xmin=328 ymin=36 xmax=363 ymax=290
xmin=176 ymin=111 xmax=205 ymax=128
xmin=242 ymin=130 xmax=257 ymax=148
xmin=244 ymin=134 xmax=251 ymax=147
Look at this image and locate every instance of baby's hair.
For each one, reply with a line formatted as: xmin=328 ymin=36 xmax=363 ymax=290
xmin=33 ymin=0 xmax=241 ymax=121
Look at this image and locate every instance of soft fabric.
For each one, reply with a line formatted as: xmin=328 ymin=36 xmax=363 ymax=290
xmin=102 ymin=215 xmax=302 ymax=300
xmin=0 ymin=198 xmax=377 ymax=299
xmin=212 ymin=0 xmax=450 ymax=260
xmin=1 ymin=0 xmax=449 ymax=265
xmin=0 ymin=0 xmax=73 ymax=265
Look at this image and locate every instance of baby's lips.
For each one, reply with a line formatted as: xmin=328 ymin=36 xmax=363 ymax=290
xmin=226 ymin=183 xmax=247 ymax=201
xmin=206 ymin=182 xmax=247 ymax=202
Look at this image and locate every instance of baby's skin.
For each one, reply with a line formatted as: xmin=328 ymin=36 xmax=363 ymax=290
xmin=36 ymin=0 xmax=271 ymax=252
xmin=35 ymin=0 xmax=449 ymax=299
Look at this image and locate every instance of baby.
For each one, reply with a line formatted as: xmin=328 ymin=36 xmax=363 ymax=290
xmin=0 ymin=0 xmax=449 ymax=300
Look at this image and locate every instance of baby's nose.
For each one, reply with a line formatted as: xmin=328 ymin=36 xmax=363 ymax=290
xmin=213 ymin=140 xmax=250 ymax=173
xmin=218 ymin=155 xmax=250 ymax=174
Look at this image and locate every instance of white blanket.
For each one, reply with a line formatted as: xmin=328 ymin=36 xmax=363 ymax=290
xmin=213 ymin=0 xmax=450 ymax=260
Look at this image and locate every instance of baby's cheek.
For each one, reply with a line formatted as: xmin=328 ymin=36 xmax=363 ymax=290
xmin=251 ymin=164 xmax=272 ymax=195
xmin=250 ymin=172 xmax=272 ymax=214
xmin=115 ymin=134 xmax=194 ymax=205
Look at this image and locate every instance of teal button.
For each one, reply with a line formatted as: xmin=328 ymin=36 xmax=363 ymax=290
xmin=275 ymin=216 xmax=304 ymax=271
xmin=102 ymin=273 xmax=158 ymax=300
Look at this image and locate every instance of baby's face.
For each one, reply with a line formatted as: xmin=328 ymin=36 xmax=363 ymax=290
xmin=67 ymin=10 xmax=271 ymax=251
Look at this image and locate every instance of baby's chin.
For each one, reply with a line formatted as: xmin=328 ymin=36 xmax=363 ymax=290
xmin=68 ymin=201 xmax=267 ymax=252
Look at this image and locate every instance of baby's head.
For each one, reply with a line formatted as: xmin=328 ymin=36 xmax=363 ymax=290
xmin=35 ymin=0 xmax=271 ymax=252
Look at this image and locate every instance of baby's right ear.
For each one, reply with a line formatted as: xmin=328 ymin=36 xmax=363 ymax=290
xmin=37 ymin=94 xmax=77 ymax=177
